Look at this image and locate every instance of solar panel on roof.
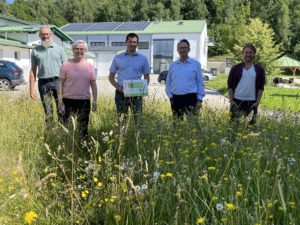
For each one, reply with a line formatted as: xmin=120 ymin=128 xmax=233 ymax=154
xmin=86 ymin=22 xmax=121 ymax=31
xmin=62 ymin=21 xmax=151 ymax=32
xmin=115 ymin=21 xmax=150 ymax=31
xmin=61 ymin=23 xmax=94 ymax=32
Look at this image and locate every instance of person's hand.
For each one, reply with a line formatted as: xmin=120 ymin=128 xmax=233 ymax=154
xmin=229 ymin=99 xmax=237 ymax=107
xmin=116 ymin=86 xmax=123 ymax=92
xmin=30 ymin=89 xmax=37 ymax=100
xmin=251 ymin=102 xmax=259 ymax=109
xmin=196 ymin=101 xmax=202 ymax=110
xmin=92 ymin=102 xmax=97 ymax=112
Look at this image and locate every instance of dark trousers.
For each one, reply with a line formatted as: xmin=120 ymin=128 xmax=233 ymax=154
xmin=38 ymin=77 xmax=62 ymax=124
xmin=62 ymin=98 xmax=91 ymax=138
xmin=230 ymin=98 xmax=257 ymax=124
xmin=171 ymin=93 xmax=198 ymax=118
xmin=115 ymin=90 xmax=143 ymax=114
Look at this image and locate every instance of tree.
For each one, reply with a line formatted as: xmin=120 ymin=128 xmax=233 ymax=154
xmin=231 ymin=18 xmax=281 ymax=76
xmin=181 ymin=0 xmax=208 ymax=20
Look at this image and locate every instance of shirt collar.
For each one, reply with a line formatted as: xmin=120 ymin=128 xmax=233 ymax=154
xmin=125 ymin=50 xmax=138 ymax=56
xmin=176 ymin=57 xmax=192 ymax=64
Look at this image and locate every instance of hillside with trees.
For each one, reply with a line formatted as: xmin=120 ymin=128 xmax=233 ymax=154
xmin=1 ymin=0 xmax=300 ymax=60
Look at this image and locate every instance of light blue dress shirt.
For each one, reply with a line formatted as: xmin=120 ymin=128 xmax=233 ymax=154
xmin=109 ymin=51 xmax=150 ymax=87
xmin=166 ymin=57 xmax=205 ymax=100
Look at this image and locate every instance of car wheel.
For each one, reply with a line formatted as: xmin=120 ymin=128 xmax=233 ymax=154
xmin=0 ymin=78 xmax=11 ymax=90
xmin=203 ymin=76 xmax=209 ymax=81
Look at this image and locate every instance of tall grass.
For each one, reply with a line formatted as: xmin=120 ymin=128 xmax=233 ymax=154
xmin=0 ymin=93 xmax=299 ymax=225
xmin=206 ymin=74 xmax=300 ymax=112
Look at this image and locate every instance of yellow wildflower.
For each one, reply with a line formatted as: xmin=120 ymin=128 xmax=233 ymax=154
xmin=267 ymin=202 xmax=273 ymax=208
xmin=97 ymin=182 xmax=103 ymax=187
xmin=225 ymin=203 xmax=236 ymax=210
xmin=196 ymin=217 xmax=205 ymax=224
xmin=166 ymin=172 xmax=173 ymax=177
xmin=23 ymin=211 xmax=38 ymax=225
xmin=236 ymin=191 xmax=242 ymax=197
xmin=212 ymin=196 xmax=218 ymax=201
xmin=200 ymin=174 xmax=208 ymax=180
xmin=93 ymin=177 xmax=99 ymax=183
xmin=207 ymin=166 xmax=216 ymax=171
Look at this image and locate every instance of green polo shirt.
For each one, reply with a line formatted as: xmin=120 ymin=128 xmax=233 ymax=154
xmin=31 ymin=42 xmax=67 ymax=78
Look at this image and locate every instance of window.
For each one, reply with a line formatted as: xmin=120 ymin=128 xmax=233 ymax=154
xmin=14 ymin=51 xmax=20 ymax=60
xmin=0 ymin=62 xmax=7 ymax=69
xmin=112 ymin=42 xmax=126 ymax=47
xmin=138 ymin=42 xmax=149 ymax=49
xmin=153 ymin=39 xmax=174 ymax=73
xmin=90 ymin=42 xmax=105 ymax=46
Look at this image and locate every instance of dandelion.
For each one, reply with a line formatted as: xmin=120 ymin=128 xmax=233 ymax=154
xmin=23 ymin=211 xmax=38 ymax=224
xmin=225 ymin=203 xmax=236 ymax=210
xmin=166 ymin=172 xmax=173 ymax=177
xmin=216 ymin=203 xmax=224 ymax=211
xmin=153 ymin=172 xmax=160 ymax=180
xmin=212 ymin=196 xmax=218 ymax=201
xmin=207 ymin=166 xmax=216 ymax=171
xmin=267 ymin=202 xmax=273 ymax=208
xmin=200 ymin=174 xmax=208 ymax=180
xmin=93 ymin=177 xmax=99 ymax=183
xmin=97 ymin=182 xmax=103 ymax=187
xmin=236 ymin=191 xmax=242 ymax=197
xmin=196 ymin=216 xmax=205 ymax=224
xmin=141 ymin=184 xmax=148 ymax=190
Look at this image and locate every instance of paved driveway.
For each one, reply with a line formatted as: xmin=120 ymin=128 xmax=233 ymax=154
xmin=3 ymin=74 xmax=230 ymax=110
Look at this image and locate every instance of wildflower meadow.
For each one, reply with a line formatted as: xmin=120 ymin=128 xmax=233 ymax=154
xmin=0 ymin=91 xmax=299 ymax=225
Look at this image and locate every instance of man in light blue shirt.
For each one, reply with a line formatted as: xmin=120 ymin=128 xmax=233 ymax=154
xmin=109 ymin=33 xmax=150 ymax=121
xmin=166 ymin=39 xmax=205 ymax=119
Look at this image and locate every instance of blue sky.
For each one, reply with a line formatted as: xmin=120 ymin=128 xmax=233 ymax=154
xmin=6 ymin=0 xmax=14 ymax=4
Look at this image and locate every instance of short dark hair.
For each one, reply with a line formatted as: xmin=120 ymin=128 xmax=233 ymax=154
xmin=126 ymin=33 xmax=139 ymax=42
xmin=242 ymin=43 xmax=256 ymax=54
xmin=177 ymin=39 xmax=190 ymax=48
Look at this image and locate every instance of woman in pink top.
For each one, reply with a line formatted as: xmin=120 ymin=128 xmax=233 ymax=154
xmin=58 ymin=40 xmax=97 ymax=139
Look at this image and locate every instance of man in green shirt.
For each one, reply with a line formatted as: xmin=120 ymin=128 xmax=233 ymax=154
xmin=29 ymin=26 xmax=67 ymax=125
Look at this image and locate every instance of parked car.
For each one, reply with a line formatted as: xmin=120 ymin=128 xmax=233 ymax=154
xmin=158 ymin=69 xmax=214 ymax=83
xmin=0 ymin=60 xmax=25 ymax=90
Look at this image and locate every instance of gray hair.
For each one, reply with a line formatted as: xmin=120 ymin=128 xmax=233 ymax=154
xmin=72 ymin=40 xmax=88 ymax=52
xmin=39 ymin=25 xmax=52 ymax=34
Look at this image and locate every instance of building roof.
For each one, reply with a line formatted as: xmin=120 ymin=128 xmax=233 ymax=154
xmin=0 ymin=14 xmax=35 ymax=25
xmin=276 ymin=55 xmax=300 ymax=68
xmin=0 ymin=25 xmax=73 ymax=42
xmin=0 ymin=38 xmax=32 ymax=49
xmin=61 ymin=20 xmax=206 ymax=35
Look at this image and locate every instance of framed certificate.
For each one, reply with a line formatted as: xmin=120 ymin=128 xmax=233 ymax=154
xmin=123 ymin=80 xmax=148 ymax=97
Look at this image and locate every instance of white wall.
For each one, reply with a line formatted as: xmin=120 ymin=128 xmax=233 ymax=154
xmin=0 ymin=45 xmax=31 ymax=81
xmin=96 ymin=52 xmax=116 ymax=77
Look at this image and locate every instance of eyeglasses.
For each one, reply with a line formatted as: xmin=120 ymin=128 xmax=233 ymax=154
xmin=178 ymin=47 xmax=189 ymax=50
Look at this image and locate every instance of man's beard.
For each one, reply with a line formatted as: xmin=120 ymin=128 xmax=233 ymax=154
xmin=42 ymin=40 xmax=52 ymax=48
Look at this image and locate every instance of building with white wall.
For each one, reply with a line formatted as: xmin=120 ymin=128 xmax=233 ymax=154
xmin=0 ymin=14 xmax=80 ymax=82
xmin=61 ymin=20 xmax=210 ymax=76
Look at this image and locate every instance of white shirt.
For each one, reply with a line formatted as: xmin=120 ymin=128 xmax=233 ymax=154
xmin=234 ymin=64 xmax=256 ymax=101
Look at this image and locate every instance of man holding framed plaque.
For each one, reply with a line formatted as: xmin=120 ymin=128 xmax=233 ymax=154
xmin=109 ymin=33 xmax=150 ymax=122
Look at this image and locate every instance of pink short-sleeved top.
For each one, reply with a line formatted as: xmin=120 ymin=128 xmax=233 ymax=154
xmin=60 ymin=59 xmax=96 ymax=99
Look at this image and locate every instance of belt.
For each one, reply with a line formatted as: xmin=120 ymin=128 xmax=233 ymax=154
xmin=39 ymin=77 xmax=59 ymax=82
